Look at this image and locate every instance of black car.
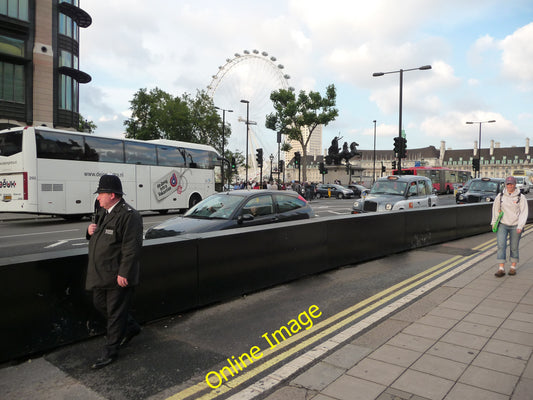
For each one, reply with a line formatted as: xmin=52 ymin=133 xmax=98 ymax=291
xmin=347 ymin=184 xmax=369 ymax=199
xmin=455 ymin=179 xmax=472 ymax=203
xmin=145 ymin=190 xmax=314 ymax=238
xmin=456 ymin=177 xmax=505 ymax=203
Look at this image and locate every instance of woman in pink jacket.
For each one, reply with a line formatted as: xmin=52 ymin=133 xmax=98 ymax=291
xmin=492 ymin=176 xmax=528 ymax=277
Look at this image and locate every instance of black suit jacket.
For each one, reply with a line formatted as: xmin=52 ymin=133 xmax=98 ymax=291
xmin=86 ymin=199 xmax=143 ymax=290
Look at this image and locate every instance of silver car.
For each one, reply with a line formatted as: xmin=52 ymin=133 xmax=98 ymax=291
xmin=352 ymin=175 xmax=438 ymax=213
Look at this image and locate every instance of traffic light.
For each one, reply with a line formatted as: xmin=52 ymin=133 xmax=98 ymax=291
xmin=319 ymin=161 xmax=327 ymax=174
xmin=472 ymin=158 xmax=480 ymax=171
xmin=294 ymin=152 xmax=301 ymax=168
xmin=392 ymin=160 xmax=397 ymax=170
xmin=381 ymin=165 xmax=386 ymax=173
xmin=278 ymin=160 xmax=284 ymax=173
xmin=399 ymin=137 xmax=407 ymax=158
xmin=231 ymin=157 xmax=236 ymax=172
xmin=256 ymin=148 xmax=263 ymax=167
xmin=393 ymin=137 xmax=401 ymax=155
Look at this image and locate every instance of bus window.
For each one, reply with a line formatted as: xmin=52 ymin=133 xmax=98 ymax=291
xmin=125 ymin=141 xmax=156 ymax=165
xmin=183 ymin=148 xmax=214 ymax=169
xmin=85 ymin=136 xmax=124 ymax=163
xmin=157 ymin=146 xmax=186 ymax=167
xmin=0 ymin=130 xmax=22 ymax=156
xmin=36 ymin=129 xmax=84 ymax=160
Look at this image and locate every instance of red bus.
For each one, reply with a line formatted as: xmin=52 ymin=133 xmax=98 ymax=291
xmin=392 ymin=166 xmax=472 ymax=194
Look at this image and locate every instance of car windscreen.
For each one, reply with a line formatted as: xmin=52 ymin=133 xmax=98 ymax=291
xmin=184 ymin=194 xmax=243 ymax=219
xmin=371 ymin=180 xmax=408 ymax=195
xmin=469 ymin=180 xmax=499 ymax=192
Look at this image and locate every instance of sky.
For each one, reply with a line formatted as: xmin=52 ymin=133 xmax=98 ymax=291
xmin=79 ymin=0 xmax=533 ymax=159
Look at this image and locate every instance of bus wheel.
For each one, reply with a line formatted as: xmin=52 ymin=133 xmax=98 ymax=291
xmin=189 ymin=194 xmax=202 ymax=208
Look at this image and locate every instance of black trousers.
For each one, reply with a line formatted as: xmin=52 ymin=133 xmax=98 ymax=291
xmin=93 ymin=286 xmax=140 ymax=357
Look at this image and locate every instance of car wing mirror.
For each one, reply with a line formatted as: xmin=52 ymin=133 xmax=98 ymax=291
xmin=238 ymin=214 xmax=254 ymax=224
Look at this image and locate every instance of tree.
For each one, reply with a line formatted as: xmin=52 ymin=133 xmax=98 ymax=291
xmin=266 ymin=84 xmax=338 ymax=182
xmin=123 ymin=88 xmax=228 ymax=154
xmin=78 ymin=115 xmax=97 ymax=133
xmin=223 ymin=149 xmax=244 ymax=187
xmin=184 ymin=90 xmax=229 ymax=154
xmin=124 ymin=87 xmax=191 ymax=141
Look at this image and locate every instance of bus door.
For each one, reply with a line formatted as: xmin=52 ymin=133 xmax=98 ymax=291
xmin=135 ymin=165 xmax=151 ymax=211
xmin=66 ymin=180 xmax=92 ymax=215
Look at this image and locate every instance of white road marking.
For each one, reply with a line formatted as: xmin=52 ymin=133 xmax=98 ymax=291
xmin=0 ymin=229 xmax=79 ymax=239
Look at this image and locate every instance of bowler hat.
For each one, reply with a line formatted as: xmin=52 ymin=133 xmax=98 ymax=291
xmin=94 ymin=174 xmax=125 ymax=195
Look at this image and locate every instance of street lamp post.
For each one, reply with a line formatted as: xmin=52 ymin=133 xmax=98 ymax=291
xmin=215 ymin=106 xmax=233 ymax=190
xmin=269 ymin=154 xmax=274 ymax=181
xmin=372 ymin=120 xmax=377 ymax=184
xmin=466 ymin=120 xmax=496 ymax=178
xmin=240 ymin=100 xmax=250 ymax=186
xmin=373 ymin=65 xmax=432 ymax=174
xmin=277 ymin=132 xmax=281 ymax=185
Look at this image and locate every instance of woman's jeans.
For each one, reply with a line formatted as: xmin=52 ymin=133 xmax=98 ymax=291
xmin=496 ymin=223 xmax=522 ymax=263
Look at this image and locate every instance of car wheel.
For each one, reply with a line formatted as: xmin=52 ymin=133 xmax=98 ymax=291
xmin=316 ymin=193 xmax=322 ymax=199
xmin=337 ymin=193 xmax=344 ymax=199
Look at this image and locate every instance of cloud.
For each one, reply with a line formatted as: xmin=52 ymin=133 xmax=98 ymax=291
xmin=499 ymin=22 xmax=533 ymax=90
xmin=420 ymin=111 xmax=519 ymax=149
xmin=468 ymin=34 xmax=496 ymax=66
xmin=77 ymin=0 xmax=533 ymax=152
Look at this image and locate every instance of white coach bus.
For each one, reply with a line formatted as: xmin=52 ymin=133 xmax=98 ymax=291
xmin=0 ymin=126 xmax=220 ymax=219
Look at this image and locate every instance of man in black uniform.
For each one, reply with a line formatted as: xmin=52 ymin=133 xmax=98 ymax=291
xmin=86 ymin=174 xmax=143 ymax=369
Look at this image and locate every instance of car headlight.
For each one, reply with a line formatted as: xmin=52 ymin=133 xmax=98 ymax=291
xmin=353 ymin=201 xmax=360 ymax=208
xmin=485 ymin=197 xmax=492 ymax=202
xmin=385 ymin=203 xmax=393 ymax=210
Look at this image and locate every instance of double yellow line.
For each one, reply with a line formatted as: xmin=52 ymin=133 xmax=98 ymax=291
xmin=168 ymin=235 xmax=500 ymax=400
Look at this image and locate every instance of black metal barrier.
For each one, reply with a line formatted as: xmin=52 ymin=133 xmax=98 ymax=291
xmin=2 ymin=201 xmax=533 ymax=362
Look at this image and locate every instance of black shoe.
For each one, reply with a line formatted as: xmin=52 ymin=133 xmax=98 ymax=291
xmin=120 ymin=328 xmax=141 ymax=348
xmin=91 ymin=355 xmax=117 ymax=369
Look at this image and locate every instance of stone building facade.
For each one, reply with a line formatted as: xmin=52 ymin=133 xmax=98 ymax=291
xmin=283 ymin=138 xmax=532 ymax=186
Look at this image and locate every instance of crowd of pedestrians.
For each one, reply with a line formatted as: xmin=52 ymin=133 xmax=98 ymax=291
xmin=230 ymin=179 xmax=346 ymax=202
xmin=231 ymin=180 xmax=318 ymax=198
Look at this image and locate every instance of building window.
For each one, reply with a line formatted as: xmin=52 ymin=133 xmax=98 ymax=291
xmin=60 ymin=0 xmax=79 ymax=6
xmin=0 ymin=61 xmax=24 ymax=103
xmin=59 ymin=13 xmax=79 ymax=41
xmin=0 ymin=0 xmax=29 ymax=21
xmin=0 ymin=35 xmax=25 ymax=57
xmin=59 ymin=74 xmax=78 ymax=111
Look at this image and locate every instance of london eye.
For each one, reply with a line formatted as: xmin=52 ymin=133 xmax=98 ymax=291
xmin=207 ymin=50 xmax=291 ymax=177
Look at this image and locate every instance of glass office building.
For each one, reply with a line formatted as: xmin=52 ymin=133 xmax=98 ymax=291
xmin=0 ymin=0 xmax=91 ymax=130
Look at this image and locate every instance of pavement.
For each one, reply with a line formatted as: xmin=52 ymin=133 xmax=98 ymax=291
xmin=1 ymin=228 xmax=533 ymax=400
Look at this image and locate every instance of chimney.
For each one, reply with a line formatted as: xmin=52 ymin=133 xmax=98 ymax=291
xmin=439 ymin=141 xmax=446 ymax=164
xmin=490 ymin=140 xmax=494 ymax=156
xmin=474 ymin=140 xmax=478 ymax=157
xmin=526 ymin=138 xmax=530 ymax=155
